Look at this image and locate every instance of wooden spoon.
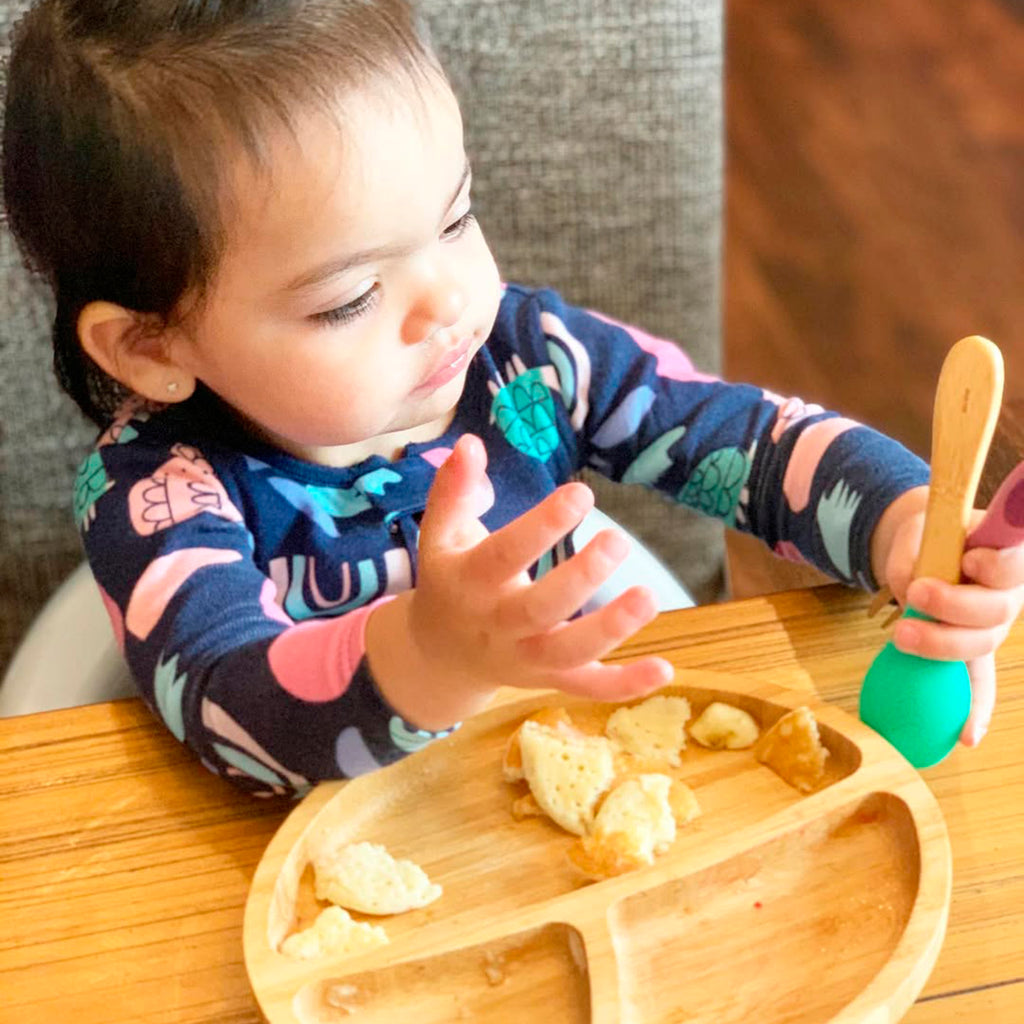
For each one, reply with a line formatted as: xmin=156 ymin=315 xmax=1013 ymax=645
xmin=859 ymin=335 xmax=1004 ymax=767
xmin=868 ymin=456 xmax=1024 ymax=627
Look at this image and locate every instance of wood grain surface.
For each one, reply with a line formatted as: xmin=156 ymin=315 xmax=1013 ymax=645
xmin=2 ymin=585 xmax=1023 ymax=1022
xmin=243 ymin=673 xmax=950 ymax=1024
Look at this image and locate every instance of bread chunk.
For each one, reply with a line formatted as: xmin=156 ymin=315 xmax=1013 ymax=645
xmin=310 ymin=839 xmax=442 ymax=915
xmin=568 ymin=828 xmax=652 ymax=880
xmin=594 ymin=774 xmax=678 ymax=855
xmin=688 ymin=701 xmax=760 ymax=750
xmin=605 ymin=695 xmax=692 ymax=766
xmin=502 ymin=706 xmax=578 ymax=782
xmin=280 ymin=905 xmax=388 ymax=960
xmin=518 ymin=719 xmax=617 ymax=835
xmin=568 ymin=774 xmax=700 ymax=879
xmin=754 ymin=706 xmax=829 ymax=793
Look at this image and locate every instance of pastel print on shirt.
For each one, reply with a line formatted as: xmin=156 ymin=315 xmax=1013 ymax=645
xmin=489 ymin=353 xmax=561 ymax=462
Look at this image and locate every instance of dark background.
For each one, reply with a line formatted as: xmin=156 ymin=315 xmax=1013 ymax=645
xmin=725 ymin=0 xmax=1023 ymax=461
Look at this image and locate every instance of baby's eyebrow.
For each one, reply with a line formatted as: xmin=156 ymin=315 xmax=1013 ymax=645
xmin=284 ymin=159 xmax=472 ymax=293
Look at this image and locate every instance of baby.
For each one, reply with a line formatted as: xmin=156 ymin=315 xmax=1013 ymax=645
xmin=3 ymin=0 xmax=1021 ymax=796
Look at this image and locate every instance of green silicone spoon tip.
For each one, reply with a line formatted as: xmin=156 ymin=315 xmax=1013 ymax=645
xmin=859 ymin=335 xmax=1003 ymax=769
xmin=859 ymin=608 xmax=971 ymax=768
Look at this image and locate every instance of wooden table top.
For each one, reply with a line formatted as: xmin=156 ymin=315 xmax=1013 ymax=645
xmin=2 ymin=584 xmax=1022 ymax=1023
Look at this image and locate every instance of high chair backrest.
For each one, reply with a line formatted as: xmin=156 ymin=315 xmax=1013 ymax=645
xmin=0 ymin=0 xmax=724 ymax=676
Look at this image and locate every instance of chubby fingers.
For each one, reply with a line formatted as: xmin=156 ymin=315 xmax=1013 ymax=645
xmin=892 ymin=613 xmax=1009 ymax=662
xmin=962 ymin=544 xmax=1024 ymax=591
xmin=467 ymin=482 xmax=595 ymax=589
xmin=961 ymin=653 xmax=996 ymax=746
xmin=495 ymin=529 xmax=630 ymax=635
xmin=905 ymin=576 xmax=1024 ymax=631
xmin=516 ymin=585 xmax=661 ymax=668
xmin=544 ymin=657 xmax=675 ymax=702
xmin=895 ymin=551 xmax=1024 ymax=661
xmin=419 ymin=434 xmax=493 ymax=552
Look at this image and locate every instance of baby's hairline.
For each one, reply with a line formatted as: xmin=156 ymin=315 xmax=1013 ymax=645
xmin=1 ymin=0 xmax=452 ymax=425
xmin=166 ymin=65 xmax=460 ymax=323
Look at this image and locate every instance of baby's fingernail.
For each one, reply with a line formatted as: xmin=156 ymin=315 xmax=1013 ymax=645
xmin=894 ymin=621 xmax=920 ymax=650
xmin=645 ymin=658 xmax=674 ymax=687
xmin=561 ymin=485 xmax=592 ymax=518
xmin=624 ymin=586 xmax=658 ymax=621
xmin=598 ymin=530 xmax=630 ymax=562
xmin=906 ymin=580 xmax=931 ymax=608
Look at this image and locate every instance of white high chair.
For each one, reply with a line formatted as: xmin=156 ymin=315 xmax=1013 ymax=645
xmin=0 ymin=563 xmax=135 ymax=716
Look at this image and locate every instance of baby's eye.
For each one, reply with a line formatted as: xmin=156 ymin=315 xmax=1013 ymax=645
xmin=441 ymin=208 xmax=475 ymax=241
xmin=310 ymin=282 xmax=380 ymax=328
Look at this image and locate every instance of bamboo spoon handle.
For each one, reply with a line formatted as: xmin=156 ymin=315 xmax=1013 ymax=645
xmin=913 ymin=335 xmax=1004 ymax=584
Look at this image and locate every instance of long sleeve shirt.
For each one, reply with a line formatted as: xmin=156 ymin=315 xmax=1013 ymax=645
xmin=75 ymin=284 xmax=929 ymax=795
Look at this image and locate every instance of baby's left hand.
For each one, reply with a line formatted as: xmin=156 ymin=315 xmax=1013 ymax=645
xmin=879 ymin=495 xmax=1024 ymax=747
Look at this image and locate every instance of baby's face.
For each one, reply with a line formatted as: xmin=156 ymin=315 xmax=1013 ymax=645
xmin=170 ymin=76 xmax=502 ymax=465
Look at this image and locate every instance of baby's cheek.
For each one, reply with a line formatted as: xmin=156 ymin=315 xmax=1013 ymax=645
xmin=467 ymin=241 xmax=502 ymax=316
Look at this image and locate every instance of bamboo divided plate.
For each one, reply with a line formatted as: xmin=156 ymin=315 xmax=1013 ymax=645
xmin=244 ymin=670 xmax=952 ymax=1024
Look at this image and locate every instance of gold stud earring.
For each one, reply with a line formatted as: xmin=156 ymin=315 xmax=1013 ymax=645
xmin=166 ymin=381 xmax=179 ymax=394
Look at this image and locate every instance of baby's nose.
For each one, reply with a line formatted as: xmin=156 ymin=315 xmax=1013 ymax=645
xmin=403 ymin=279 xmax=468 ymax=344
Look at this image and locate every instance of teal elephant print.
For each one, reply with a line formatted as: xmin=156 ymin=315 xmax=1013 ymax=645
xmin=677 ymin=445 xmax=753 ymax=526
xmin=489 ymin=355 xmax=561 ymax=462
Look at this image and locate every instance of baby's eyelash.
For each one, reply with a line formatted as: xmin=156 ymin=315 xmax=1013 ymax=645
xmin=310 ymin=284 xmax=380 ymax=327
xmin=308 ymin=211 xmax=472 ymax=328
xmin=442 ymin=209 xmax=475 ymax=240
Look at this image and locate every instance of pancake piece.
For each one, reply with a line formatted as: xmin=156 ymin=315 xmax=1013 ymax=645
xmin=280 ymin=905 xmax=389 ymax=960
xmin=518 ymin=719 xmax=618 ymax=836
xmin=310 ymin=839 xmax=443 ymax=915
xmin=754 ymin=706 xmax=829 ymax=793
xmin=605 ymin=695 xmax=692 ymax=766
xmin=568 ymin=774 xmax=700 ymax=879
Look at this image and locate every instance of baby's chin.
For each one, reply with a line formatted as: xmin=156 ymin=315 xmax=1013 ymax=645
xmin=301 ymin=408 xmax=465 ymax=466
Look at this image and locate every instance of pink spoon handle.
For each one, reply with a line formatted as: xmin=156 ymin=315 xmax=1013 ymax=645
xmin=966 ymin=459 xmax=1024 ymax=550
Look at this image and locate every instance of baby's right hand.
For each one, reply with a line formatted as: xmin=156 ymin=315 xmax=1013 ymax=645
xmin=366 ymin=434 xmax=673 ymax=730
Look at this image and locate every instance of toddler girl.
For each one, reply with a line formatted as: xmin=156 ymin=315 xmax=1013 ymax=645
xmin=4 ymin=0 xmax=1021 ymax=795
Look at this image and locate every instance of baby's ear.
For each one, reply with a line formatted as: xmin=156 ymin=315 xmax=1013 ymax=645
xmin=77 ymin=301 xmax=196 ymax=403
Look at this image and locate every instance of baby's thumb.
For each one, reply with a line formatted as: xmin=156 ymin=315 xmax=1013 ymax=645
xmin=887 ymin=511 xmax=925 ymax=607
xmin=420 ymin=434 xmax=493 ymax=550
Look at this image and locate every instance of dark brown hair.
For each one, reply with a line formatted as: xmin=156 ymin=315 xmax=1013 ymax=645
xmin=2 ymin=0 xmax=440 ymax=424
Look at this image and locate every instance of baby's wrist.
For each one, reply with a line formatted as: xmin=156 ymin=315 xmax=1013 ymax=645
xmin=365 ymin=591 xmax=496 ymax=731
